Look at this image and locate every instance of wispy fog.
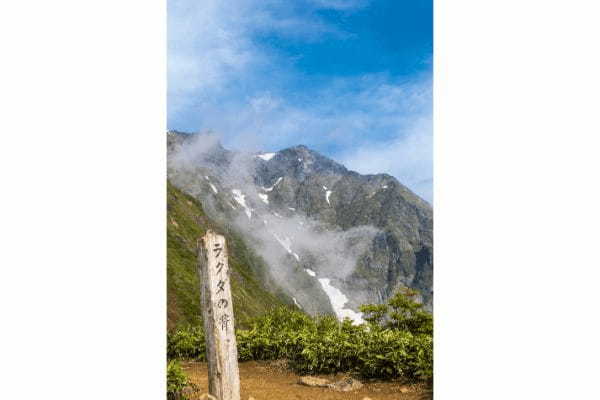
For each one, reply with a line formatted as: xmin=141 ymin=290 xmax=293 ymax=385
xmin=168 ymin=134 xmax=381 ymax=321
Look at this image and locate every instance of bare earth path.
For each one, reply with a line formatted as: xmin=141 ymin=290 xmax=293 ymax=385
xmin=181 ymin=361 xmax=432 ymax=400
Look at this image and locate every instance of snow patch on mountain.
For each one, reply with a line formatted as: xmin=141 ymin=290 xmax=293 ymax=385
xmin=231 ymin=189 xmax=252 ymax=219
xmin=305 ymin=268 xmax=316 ymax=277
xmin=258 ymin=193 xmax=269 ymax=204
xmin=322 ymin=186 xmax=332 ymax=205
xmin=262 ymin=177 xmax=282 ymax=192
xmin=256 ymin=153 xmax=276 ymax=161
xmin=318 ymin=278 xmax=365 ymax=325
xmin=204 ymin=176 xmax=218 ymax=193
xmin=272 ymin=233 xmax=299 ymax=261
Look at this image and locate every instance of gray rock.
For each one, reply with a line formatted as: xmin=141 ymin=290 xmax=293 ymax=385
xmin=298 ymin=376 xmax=331 ymax=387
xmin=328 ymin=377 xmax=364 ymax=392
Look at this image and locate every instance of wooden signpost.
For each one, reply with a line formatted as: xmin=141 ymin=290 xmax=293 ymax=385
xmin=197 ymin=230 xmax=241 ymax=400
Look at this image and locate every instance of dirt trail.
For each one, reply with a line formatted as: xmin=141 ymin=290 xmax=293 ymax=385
xmin=181 ymin=361 xmax=432 ymax=400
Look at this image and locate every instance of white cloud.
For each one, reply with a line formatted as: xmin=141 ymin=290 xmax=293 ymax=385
xmin=168 ymin=0 xmax=265 ymax=115
xmin=338 ymin=113 xmax=433 ymax=202
xmin=168 ymin=0 xmax=432 ymax=202
xmin=168 ymin=0 xmax=362 ymax=116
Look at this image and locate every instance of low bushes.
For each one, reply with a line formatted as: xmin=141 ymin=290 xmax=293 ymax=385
xmin=167 ymin=360 xmax=189 ymax=400
xmin=167 ymin=289 xmax=433 ymax=381
xmin=167 ymin=325 xmax=205 ymax=360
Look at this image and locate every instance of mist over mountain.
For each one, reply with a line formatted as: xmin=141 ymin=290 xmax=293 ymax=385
xmin=167 ymin=131 xmax=433 ymax=323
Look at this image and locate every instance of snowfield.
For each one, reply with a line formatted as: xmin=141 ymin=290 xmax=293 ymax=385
xmin=231 ymin=189 xmax=252 ymax=219
xmin=256 ymin=152 xmax=276 ymax=161
xmin=322 ymin=186 xmax=332 ymax=205
xmin=273 ymin=233 xmax=300 ymax=261
xmin=318 ymin=278 xmax=365 ymax=325
xmin=258 ymin=193 xmax=269 ymax=204
xmin=204 ymin=176 xmax=218 ymax=193
xmin=262 ymin=177 xmax=282 ymax=192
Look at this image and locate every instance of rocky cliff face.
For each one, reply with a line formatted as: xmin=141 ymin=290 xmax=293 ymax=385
xmin=167 ymin=131 xmax=432 ymax=323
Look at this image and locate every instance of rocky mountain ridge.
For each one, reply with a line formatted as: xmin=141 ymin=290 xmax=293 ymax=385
xmin=167 ymin=131 xmax=433 ymax=322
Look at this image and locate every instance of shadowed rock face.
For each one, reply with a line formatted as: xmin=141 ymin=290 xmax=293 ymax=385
xmin=167 ymin=132 xmax=432 ymax=318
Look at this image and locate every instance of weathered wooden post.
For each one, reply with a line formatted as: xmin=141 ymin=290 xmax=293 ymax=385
xmin=197 ymin=230 xmax=241 ymax=400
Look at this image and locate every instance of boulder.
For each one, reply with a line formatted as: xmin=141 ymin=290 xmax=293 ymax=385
xmin=298 ymin=376 xmax=331 ymax=387
xmin=329 ymin=377 xmax=364 ymax=392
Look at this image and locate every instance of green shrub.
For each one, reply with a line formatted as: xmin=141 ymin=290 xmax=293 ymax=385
xmin=167 ymin=360 xmax=189 ymax=400
xmin=359 ymin=303 xmax=388 ymax=326
xmin=386 ymin=288 xmax=433 ymax=335
xmin=237 ymin=307 xmax=313 ymax=361
xmin=407 ymin=333 xmax=434 ymax=380
xmin=167 ymin=325 xmax=206 ymax=360
xmin=167 ymin=289 xmax=433 ymax=381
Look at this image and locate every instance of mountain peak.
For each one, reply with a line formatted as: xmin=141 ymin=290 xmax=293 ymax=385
xmin=286 ymin=144 xmax=309 ymax=151
xmin=278 ymin=144 xmax=318 ymax=159
xmin=258 ymin=144 xmax=349 ymax=183
xmin=167 ymin=132 xmax=433 ymax=314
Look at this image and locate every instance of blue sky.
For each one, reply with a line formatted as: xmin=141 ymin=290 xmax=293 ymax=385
xmin=168 ymin=0 xmax=432 ymax=202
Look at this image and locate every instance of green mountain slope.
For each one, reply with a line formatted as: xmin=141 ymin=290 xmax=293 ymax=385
xmin=167 ymin=180 xmax=292 ymax=330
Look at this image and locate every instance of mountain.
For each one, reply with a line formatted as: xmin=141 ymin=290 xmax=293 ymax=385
xmin=167 ymin=131 xmax=433 ymax=324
